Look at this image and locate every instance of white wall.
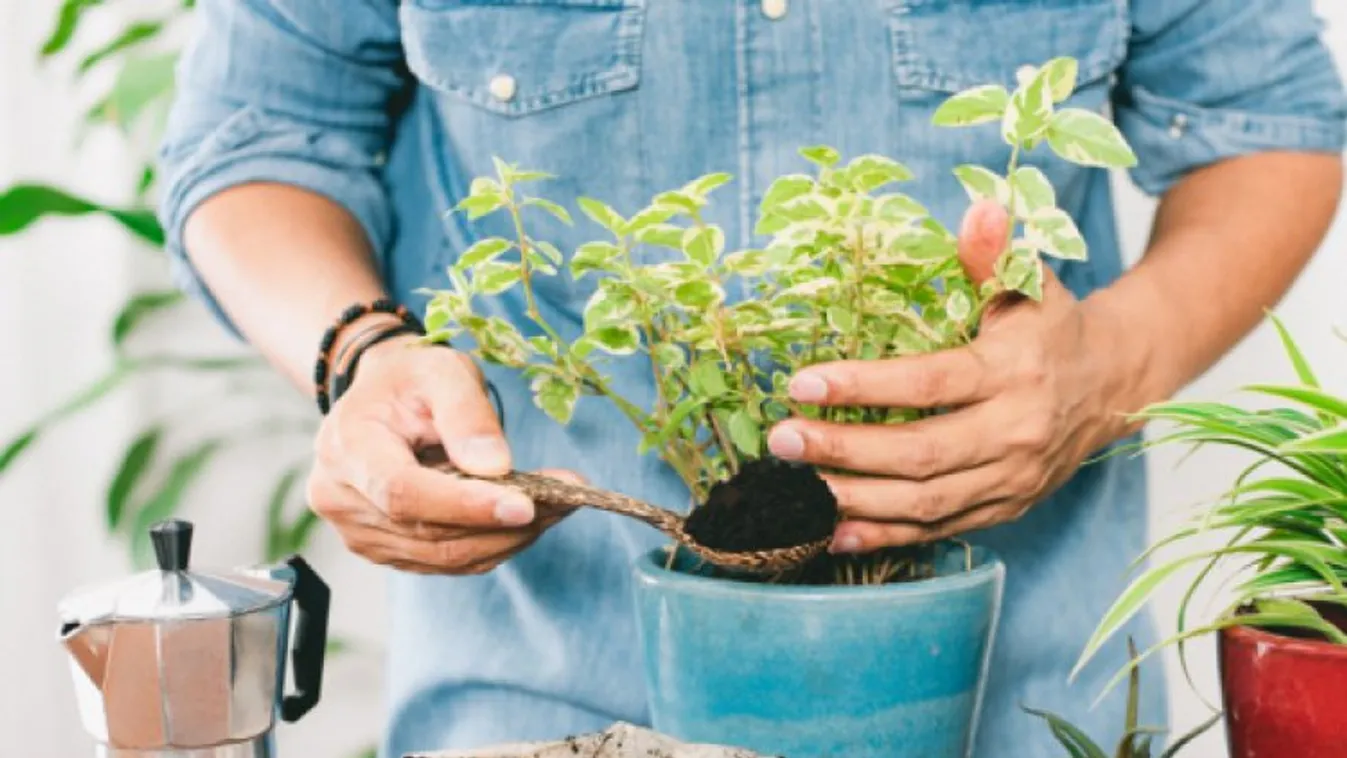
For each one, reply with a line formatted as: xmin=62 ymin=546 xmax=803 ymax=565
xmin=0 ymin=2 xmax=1344 ymax=757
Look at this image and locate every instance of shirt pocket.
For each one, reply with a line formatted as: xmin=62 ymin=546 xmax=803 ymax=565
xmin=399 ymin=0 xmax=649 ymax=310
xmin=400 ymin=0 xmax=645 ymax=118
xmin=888 ymin=0 xmax=1128 ymax=103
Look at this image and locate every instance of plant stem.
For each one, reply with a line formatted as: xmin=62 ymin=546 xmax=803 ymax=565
xmin=505 ymin=197 xmax=562 ymax=344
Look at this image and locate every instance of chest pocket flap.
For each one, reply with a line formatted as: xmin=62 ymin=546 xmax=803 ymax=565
xmin=400 ymin=0 xmax=646 ymax=117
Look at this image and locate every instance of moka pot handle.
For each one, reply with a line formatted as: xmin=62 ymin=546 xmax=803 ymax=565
xmin=280 ymin=555 xmax=330 ymax=722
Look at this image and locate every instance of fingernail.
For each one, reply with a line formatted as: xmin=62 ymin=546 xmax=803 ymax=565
xmin=830 ymin=534 xmax=862 ymax=554
xmin=493 ymin=493 xmax=534 ymax=527
xmin=767 ymin=426 xmax=806 ymax=460
xmin=789 ymin=373 xmax=829 ymax=403
xmin=453 ymin=436 xmax=510 ymax=473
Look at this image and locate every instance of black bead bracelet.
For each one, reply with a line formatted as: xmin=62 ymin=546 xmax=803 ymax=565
xmin=313 ymin=298 xmax=418 ymax=415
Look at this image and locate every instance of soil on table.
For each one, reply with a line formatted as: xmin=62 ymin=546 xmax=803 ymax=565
xmin=682 ymin=457 xmax=839 ymax=552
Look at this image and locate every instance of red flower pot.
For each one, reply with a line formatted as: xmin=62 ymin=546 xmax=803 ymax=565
xmin=1219 ymin=604 xmax=1347 ymax=758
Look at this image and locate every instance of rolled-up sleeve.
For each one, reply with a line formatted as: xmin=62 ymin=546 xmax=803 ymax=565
xmin=1117 ymin=0 xmax=1347 ymax=196
xmin=157 ymin=0 xmax=406 ymax=332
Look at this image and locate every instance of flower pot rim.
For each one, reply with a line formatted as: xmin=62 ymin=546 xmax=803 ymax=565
xmin=632 ymin=543 xmax=1004 ymax=600
xmin=1221 ymin=622 xmax=1347 ymax=661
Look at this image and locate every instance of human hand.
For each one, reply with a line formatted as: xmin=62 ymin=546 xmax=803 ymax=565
xmin=306 ymin=328 xmax=579 ymax=574
xmin=766 ymin=200 xmax=1135 ymax=553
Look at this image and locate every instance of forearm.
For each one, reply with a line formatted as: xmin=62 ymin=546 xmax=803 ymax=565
xmin=1085 ymin=151 xmax=1344 ymax=432
xmin=183 ymin=183 xmax=392 ymax=391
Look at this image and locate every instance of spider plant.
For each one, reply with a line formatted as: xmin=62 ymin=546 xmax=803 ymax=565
xmin=1073 ymin=315 xmax=1347 ymax=697
xmin=1027 ymin=640 xmax=1220 ymax=758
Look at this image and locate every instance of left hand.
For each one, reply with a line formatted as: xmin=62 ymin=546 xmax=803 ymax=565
xmin=766 ymin=200 xmax=1134 ymax=554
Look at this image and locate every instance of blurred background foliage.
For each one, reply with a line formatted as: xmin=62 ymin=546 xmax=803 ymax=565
xmin=0 ymin=0 xmax=323 ymax=571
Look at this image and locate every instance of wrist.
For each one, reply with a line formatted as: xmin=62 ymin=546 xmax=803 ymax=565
xmin=1079 ymin=283 xmax=1173 ymax=441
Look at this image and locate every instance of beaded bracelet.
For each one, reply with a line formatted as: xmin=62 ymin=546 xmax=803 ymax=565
xmin=314 ymin=298 xmax=416 ymax=414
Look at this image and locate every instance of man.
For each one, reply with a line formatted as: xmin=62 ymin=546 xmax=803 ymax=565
xmin=158 ymin=1 xmax=1345 ymax=755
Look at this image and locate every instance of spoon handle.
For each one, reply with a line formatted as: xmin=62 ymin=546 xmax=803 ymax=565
xmin=416 ymin=447 xmax=683 ymax=534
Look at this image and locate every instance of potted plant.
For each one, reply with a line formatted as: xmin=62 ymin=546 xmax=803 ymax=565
xmin=1028 ymin=640 xmax=1219 ymax=758
xmin=1075 ymin=317 xmax=1347 ymax=758
xmin=423 ymin=57 xmax=1137 ymax=758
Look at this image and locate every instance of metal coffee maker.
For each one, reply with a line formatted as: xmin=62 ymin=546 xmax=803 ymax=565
xmin=57 ymin=519 xmax=331 ymax=757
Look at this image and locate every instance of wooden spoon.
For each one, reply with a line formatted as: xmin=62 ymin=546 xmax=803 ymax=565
xmin=416 ymin=447 xmax=828 ymax=574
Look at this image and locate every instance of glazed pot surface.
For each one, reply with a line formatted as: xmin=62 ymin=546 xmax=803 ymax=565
xmin=632 ymin=544 xmax=1004 ymax=758
xmin=1219 ymin=604 xmax=1347 ymax=758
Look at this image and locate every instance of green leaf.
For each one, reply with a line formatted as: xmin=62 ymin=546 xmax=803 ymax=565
xmin=41 ymin=0 xmax=102 ymax=57
xmin=1268 ymin=313 xmax=1319 ymax=389
xmin=522 ymin=198 xmax=572 ymax=225
xmin=682 ymin=226 xmax=725 ymax=266
xmin=1026 ymin=206 xmax=1087 ymax=260
xmin=1158 ymin=713 xmax=1222 ymax=758
xmin=1243 ymin=384 xmax=1347 ymax=420
xmin=456 ymin=238 xmax=512 ymax=269
xmin=531 ymin=239 xmax=563 ymax=267
xmin=570 ymin=241 xmax=621 ymax=278
xmin=1010 ymin=166 xmax=1056 ymax=214
xmin=0 ymin=184 xmax=162 ymax=244
xmin=78 ymin=20 xmax=163 ymax=75
xmin=111 ymin=290 xmax=183 ymax=348
xmin=531 ymin=374 xmax=581 ymax=424
xmin=1281 ymin=423 xmax=1347 ymax=453
xmin=931 ymin=84 xmax=1011 ymax=127
xmin=760 ymin=174 xmax=814 ymax=213
xmin=952 ymin=165 xmax=1009 ymax=205
xmin=623 ymin=205 xmax=676 ymax=237
xmin=129 ymin=440 xmax=223 ymax=569
xmin=799 ymin=145 xmax=840 ymax=168
xmin=726 ymin=409 xmax=763 ymax=458
xmin=843 ymin=154 xmax=915 ymax=192
xmin=826 ymin=305 xmax=856 ymax=332
xmin=1073 ymin=558 xmax=1193 ymax=680
xmin=1047 ymin=108 xmax=1138 ymax=168
xmin=471 ymin=262 xmax=522 ymax=295
xmin=577 ymin=197 xmax=626 ymax=233
xmin=589 ymin=324 xmax=641 ymax=355
xmin=1003 ymin=72 xmax=1053 ymax=145
xmin=454 ymin=193 xmax=506 ymax=220
xmin=996 ymin=241 xmax=1043 ymax=299
xmin=690 ymin=361 xmax=730 ymax=398
xmin=653 ymin=191 xmax=702 ymax=215
xmin=674 ymin=281 xmax=723 ymax=309
xmin=0 ymin=430 xmax=40 ymax=477
xmin=264 ymin=465 xmax=305 ymax=561
xmin=634 ymin=223 xmax=685 ymax=249
xmin=0 ymin=363 xmax=132 ymax=476
xmin=1041 ymin=57 xmax=1079 ymax=103
xmin=1021 ymin=706 xmax=1109 ymax=758
xmin=686 ymin=172 xmax=733 ymax=197
xmin=106 ymin=427 xmax=161 ymax=531
xmin=104 ymin=52 xmax=178 ymax=135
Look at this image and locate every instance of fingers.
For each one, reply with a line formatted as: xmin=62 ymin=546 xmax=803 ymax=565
xmin=786 ymin=347 xmax=996 ymax=409
xmin=957 ymin=199 xmax=1010 ymax=285
xmin=823 ymin=464 xmax=1014 ymax=524
xmin=767 ymin=406 xmax=1002 ymax=480
xmin=420 ymin=351 xmax=513 ymax=477
xmin=332 ymin=419 xmax=534 ymax=528
xmin=831 ymin=500 xmax=1024 ymax=553
xmin=341 ymin=523 xmax=545 ymax=575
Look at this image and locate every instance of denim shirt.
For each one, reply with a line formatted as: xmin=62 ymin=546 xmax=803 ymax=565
xmin=158 ymin=2 xmax=1345 ymax=755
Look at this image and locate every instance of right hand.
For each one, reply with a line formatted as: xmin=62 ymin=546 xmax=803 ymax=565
xmin=306 ymin=332 xmax=579 ymax=574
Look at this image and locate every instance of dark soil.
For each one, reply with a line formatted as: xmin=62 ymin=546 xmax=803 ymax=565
xmin=683 ymin=457 xmax=839 ymax=552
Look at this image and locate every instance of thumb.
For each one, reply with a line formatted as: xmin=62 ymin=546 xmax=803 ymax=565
xmin=956 ymin=199 xmax=1011 ymax=286
xmin=424 ymin=351 xmax=513 ymax=477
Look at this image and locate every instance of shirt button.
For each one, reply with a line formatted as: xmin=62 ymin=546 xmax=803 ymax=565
xmin=762 ymin=0 xmax=788 ymax=20
xmin=488 ymin=74 xmax=517 ymax=102
xmin=1169 ymin=113 xmax=1189 ymax=139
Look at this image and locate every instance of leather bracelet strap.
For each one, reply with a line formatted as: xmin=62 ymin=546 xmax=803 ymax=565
xmin=314 ymin=298 xmax=416 ymax=415
xmin=330 ymin=323 xmax=422 ymax=406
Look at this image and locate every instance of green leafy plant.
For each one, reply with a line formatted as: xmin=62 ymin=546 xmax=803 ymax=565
xmin=422 ymin=57 xmax=1136 ymax=583
xmin=1028 ymin=639 xmax=1220 ymax=758
xmin=0 ymin=0 xmax=321 ymax=570
xmin=1075 ymin=315 xmax=1347 ymax=696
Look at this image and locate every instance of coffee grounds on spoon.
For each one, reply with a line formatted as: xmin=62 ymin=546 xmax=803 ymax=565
xmin=683 ymin=457 xmax=839 ymax=552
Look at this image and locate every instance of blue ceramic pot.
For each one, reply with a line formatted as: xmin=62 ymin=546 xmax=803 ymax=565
xmin=632 ymin=543 xmax=1004 ymax=758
